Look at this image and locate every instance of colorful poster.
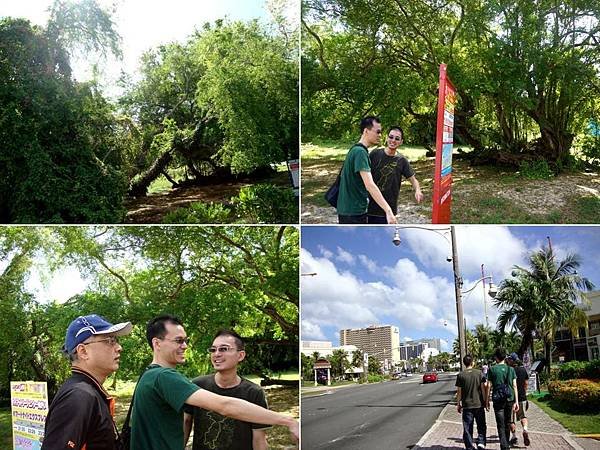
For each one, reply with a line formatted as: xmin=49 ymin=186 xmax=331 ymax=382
xmin=287 ymin=159 xmax=300 ymax=197
xmin=432 ymin=64 xmax=456 ymax=224
xmin=10 ymin=381 xmax=48 ymax=450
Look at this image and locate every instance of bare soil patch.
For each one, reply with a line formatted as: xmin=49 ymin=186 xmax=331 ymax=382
xmin=301 ymin=152 xmax=600 ymax=224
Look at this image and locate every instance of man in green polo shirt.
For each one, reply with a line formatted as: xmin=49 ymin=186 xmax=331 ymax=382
xmin=488 ymin=348 xmax=519 ymax=450
xmin=336 ymin=116 xmax=397 ymax=224
xmin=130 ymin=315 xmax=298 ymax=450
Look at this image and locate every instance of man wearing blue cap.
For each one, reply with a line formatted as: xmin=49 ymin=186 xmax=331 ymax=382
xmin=507 ymin=352 xmax=530 ymax=446
xmin=42 ymin=314 xmax=133 ymax=450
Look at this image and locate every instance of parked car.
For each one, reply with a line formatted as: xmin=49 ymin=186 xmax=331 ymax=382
xmin=423 ymin=372 xmax=438 ymax=383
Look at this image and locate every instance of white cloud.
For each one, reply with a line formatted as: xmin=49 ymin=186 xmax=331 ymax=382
xmin=403 ymin=226 xmax=528 ymax=281
xmin=335 ymin=246 xmax=355 ymax=265
xmin=301 ymin=320 xmax=326 ymax=341
xmin=358 ymin=254 xmax=378 ymax=274
xmin=301 ymin=249 xmax=460 ymax=340
xmin=317 ymin=245 xmax=333 ymax=259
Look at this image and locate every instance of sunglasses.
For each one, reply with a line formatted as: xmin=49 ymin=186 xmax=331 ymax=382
xmin=161 ymin=337 xmax=190 ymax=346
xmin=208 ymin=346 xmax=239 ymax=354
xmin=388 ymin=135 xmax=402 ymax=141
xmin=82 ymin=336 xmax=120 ymax=347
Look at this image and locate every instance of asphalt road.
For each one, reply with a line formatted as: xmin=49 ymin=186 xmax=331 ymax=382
xmin=301 ymin=373 xmax=456 ymax=450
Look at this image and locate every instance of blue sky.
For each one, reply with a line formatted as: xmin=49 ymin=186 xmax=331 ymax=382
xmin=301 ymin=226 xmax=600 ymax=352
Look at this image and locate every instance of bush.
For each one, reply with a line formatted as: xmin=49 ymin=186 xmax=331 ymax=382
xmin=519 ymin=160 xmax=554 ymax=179
xmin=548 ymin=379 xmax=600 ymax=409
xmin=231 ymin=184 xmax=298 ymax=223
xmin=577 ymin=134 xmax=600 ymax=167
xmin=367 ymin=374 xmax=385 ymax=383
xmin=163 ymin=202 xmax=232 ymax=223
xmin=557 ymin=359 xmax=600 ymax=381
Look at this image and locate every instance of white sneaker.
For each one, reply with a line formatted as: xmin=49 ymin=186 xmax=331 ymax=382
xmin=477 ymin=444 xmax=485 ymax=449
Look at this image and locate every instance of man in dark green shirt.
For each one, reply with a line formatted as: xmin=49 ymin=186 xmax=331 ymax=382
xmin=337 ymin=116 xmax=397 ymax=224
xmin=455 ymin=355 xmax=488 ymax=450
xmin=130 ymin=315 xmax=298 ymax=450
xmin=488 ymin=348 xmax=519 ymax=450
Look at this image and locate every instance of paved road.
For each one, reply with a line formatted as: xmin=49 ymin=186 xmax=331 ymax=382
xmin=301 ymin=373 xmax=456 ymax=450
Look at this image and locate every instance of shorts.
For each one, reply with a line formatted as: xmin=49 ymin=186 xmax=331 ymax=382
xmin=511 ymin=401 xmax=527 ymax=422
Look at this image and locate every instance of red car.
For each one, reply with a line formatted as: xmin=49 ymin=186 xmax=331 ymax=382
xmin=423 ymin=372 xmax=438 ymax=383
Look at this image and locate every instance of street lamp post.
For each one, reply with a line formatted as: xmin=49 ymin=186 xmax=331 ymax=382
xmin=391 ymin=226 xmax=498 ymax=371
xmin=392 ymin=225 xmax=467 ymax=369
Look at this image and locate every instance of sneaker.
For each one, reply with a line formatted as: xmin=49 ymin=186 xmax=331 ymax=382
xmin=523 ymin=430 xmax=530 ymax=446
xmin=509 ymin=437 xmax=518 ymax=446
xmin=477 ymin=444 xmax=485 ymax=449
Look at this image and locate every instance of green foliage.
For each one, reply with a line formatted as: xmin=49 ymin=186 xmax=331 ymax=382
xmin=548 ymin=379 xmax=600 ymax=410
xmin=163 ymin=202 xmax=232 ymax=224
xmin=519 ymin=160 xmax=554 ymax=180
xmin=121 ymin=19 xmax=298 ymax=181
xmin=231 ymin=184 xmax=298 ymax=223
xmin=0 ymin=226 xmax=298 ymax=391
xmin=557 ymin=360 xmax=600 ymax=381
xmin=303 ymin=0 xmax=600 ymax=164
xmin=577 ymin=133 xmax=600 ymax=168
xmin=0 ymin=18 xmax=126 ymax=223
xmin=367 ymin=373 xmax=385 ymax=383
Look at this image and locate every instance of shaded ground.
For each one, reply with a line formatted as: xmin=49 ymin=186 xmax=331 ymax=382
xmin=125 ymin=172 xmax=292 ymax=224
xmin=301 ymin=143 xmax=600 ymax=224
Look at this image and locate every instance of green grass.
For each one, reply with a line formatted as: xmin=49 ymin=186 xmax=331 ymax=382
xmin=0 ymin=408 xmax=11 ymax=449
xmin=530 ymin=392 xmax=600 ymax=435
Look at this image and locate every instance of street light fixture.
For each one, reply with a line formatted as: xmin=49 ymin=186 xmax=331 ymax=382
xmin=392 ymin=225 xmax=467 ymax=370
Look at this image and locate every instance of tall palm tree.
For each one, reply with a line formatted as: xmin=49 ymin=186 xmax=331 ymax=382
xmin=494 ymin=246 xmax=593 ymax=364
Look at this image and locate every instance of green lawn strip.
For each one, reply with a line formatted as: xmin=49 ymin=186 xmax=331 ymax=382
xmin=0 ymin=408 xmax=12 ymax=448
xmin=529 ymin=392 xmax=600 ymax=435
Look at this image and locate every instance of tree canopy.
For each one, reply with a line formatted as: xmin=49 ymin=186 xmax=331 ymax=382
xmin=303 ymin=0 xmax=600 ymax=169
xmin=0 ymin=0 xmax=299 ymax=222
xmin=0 ymin=226 xmax=298 ymax=397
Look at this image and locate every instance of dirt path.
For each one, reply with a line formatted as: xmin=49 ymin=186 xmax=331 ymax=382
xmin=301 ymin=154 xmax=600 ymax=224
xmin=125 ymin=173 xmax=291 ymax=224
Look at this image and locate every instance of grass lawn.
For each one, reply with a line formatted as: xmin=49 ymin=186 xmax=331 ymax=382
xmin=0 ymin=408 xmax=11 ymax=449
xmin=530 ymin=392 xmax=600 ymax=435
xmin=301 ymin=140 xmax=600 ymax=224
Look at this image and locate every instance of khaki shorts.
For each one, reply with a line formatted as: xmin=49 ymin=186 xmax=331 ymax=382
xmin=512 ymin=401 xmax=527 ymax=422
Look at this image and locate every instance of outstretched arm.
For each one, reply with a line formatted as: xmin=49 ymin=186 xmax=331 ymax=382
xmin=185 ymin=390 xmax=298 ymax=441
xmin=359 ymin=171 xmax=397 ymax=223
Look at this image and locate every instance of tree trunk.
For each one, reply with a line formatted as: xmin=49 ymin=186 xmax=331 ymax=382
xmin=538 ymin=124 xmax=574 ymax=165
xmin=128 ymin=149 xmax=174 ymax=197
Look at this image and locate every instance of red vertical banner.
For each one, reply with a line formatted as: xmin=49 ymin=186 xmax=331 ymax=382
xmin=432 ymin=64 xmax=456 ymax=224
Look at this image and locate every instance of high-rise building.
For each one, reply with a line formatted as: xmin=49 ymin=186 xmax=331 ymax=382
xmin=340 ymin=325 xmax=400 ymax=367
xmin=399 ymin=342 xmax=429 ymax=360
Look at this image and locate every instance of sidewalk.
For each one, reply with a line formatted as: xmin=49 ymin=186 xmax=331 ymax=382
xmin=414 ymin=400 xmax=600 ymax=450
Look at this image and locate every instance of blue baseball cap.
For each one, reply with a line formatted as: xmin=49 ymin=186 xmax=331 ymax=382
xmin=63 ymin=314 xmax=132 ymax=354
xmin=508 ymin=352 xmax=520 ymax=362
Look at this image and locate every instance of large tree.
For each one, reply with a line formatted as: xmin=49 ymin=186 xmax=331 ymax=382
xmin=123 ymin=20 xmax=299 ymax=196
xmin=494 ymin=245 xmax=594 ymax=365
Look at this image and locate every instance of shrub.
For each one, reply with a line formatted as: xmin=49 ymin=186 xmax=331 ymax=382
xmin=548 ymin=379 xmax=600 ymax=409
xmin=231 ymin=183 xmax=298 ymax=223
xmin=557 ymin=359 xmax=600 ymax=381
xmin=163 ymin=202 xmax=232 ymax=223
xmin=367 ymin=374 xmax=385 ymax=383
xmin=577 ymin=134 xmax=600 ymax=167
xmin=519 ymin=160 xmax=554 ymax=179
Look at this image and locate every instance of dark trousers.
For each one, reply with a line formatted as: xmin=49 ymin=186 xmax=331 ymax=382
xmin=367 ymin=214 xmax=387 ymax=224
xmin=462 ymin=407 xmax=486 ymax=449
xmin=493 ymin=401 xmax=513 ymax=450
xmin=338 ymin=213 xmax=368 ymax=224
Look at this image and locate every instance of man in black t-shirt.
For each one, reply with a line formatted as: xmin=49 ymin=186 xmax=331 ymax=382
xmin=507 ymin=353 xmax=531 ymax=446
xmin=455 ymin=355 xmax=489 ymax=450
xmin=184 ymin=330 xmax=270 ymax=450
xmin=367 ymin=126 xmax=423 ymax=223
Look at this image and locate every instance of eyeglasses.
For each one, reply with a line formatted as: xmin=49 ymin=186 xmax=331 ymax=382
xmin=208 ymin=346 xmax=239 ymax=354
xmin=82 ymin=336 xmax=120 ymax=347
xmin=388 ymin=135 xmax=402 ymax=141
xmin=161 ymin=337 xmax=190 ymax=346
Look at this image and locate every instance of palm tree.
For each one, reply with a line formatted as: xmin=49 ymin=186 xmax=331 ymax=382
xmin=474 ymin=324 xmax=494 ymax=361
xmin=494 ymin=245 xmax=593 ymax=366
xmin=453 ymin=329 xmax=481 ymax=360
